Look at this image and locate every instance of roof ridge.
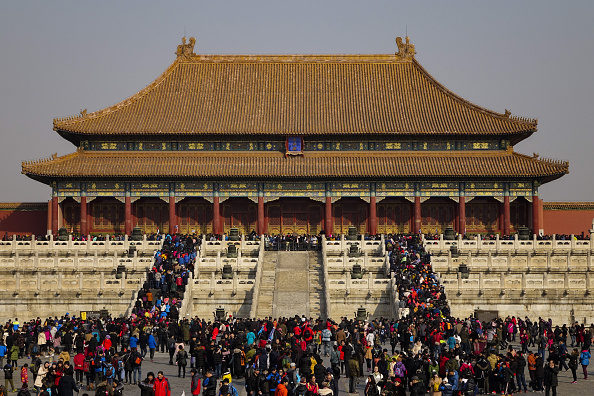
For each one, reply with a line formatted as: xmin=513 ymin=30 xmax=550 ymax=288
xmin=411 ymin=59 xmax=538 ymax=129
xmin=184 ymin=53 xmax=410 ymax=63
xmin=511 ymin=151 xmax=569 ymax=167
xmin=53 ymin=58 xmax=182 ymax=128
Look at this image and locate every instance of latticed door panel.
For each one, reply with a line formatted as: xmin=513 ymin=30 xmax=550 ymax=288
xmin=179 ymin=203 xmax=213 ymax=234
xmin=510 ymin=199 xmax=529 ymax=232
xmin=62 ymin=201 xmax=80 ymax=234
xmin=467 ymin=202 xmax=499 ymax=233
xmin=295 ymin=212 xmax=308 ymax=234
xmin=422 ymin=203 xmax=454 ymax=233
xmin=136 ymin=204 xmax=168 ymax=234
xmin=333 ymin=206 xmax=344 ymax=235
xmin=309 ymin=205 xmax=323 ymax=235
xmin=267 ymin=205 xmax=281 ymax=235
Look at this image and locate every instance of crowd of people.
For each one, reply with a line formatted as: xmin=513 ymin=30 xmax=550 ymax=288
xmin=0 ymin=232 xmax=591 ymax=396
xmin=132 ymin=234 xmax=198 ymax=324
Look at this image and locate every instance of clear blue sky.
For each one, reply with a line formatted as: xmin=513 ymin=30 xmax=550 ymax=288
xmin=1 ymin=1 xmax=593 ymax=202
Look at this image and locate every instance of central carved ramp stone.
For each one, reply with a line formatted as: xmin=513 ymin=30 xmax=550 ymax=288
xmin=272 ymin=252 xmax=310 ymax=318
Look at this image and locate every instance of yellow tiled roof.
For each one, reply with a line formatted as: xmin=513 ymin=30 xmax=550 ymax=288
xmin=22 ymin=150 xmax=567 ymax=181
xmin=53 ymin=54 xmax=536 ymax=136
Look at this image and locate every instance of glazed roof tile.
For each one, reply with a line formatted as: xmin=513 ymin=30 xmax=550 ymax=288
xmin=22 ymin=150 xmax=567 ymax=181
xmin=53 ymin=53 xmax=536 ymax=136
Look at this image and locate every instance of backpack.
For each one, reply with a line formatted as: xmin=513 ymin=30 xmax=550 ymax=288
xmin=295 ymin=384 xmax=307 ymax=396
xmin=394 ymin=363 xmax=405 ymax=378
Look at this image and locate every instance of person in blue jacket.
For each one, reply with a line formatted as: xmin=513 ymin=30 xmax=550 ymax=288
xmin=0 ymin=342 xmax=6 ymax=367
xmin=148 ymin=333 xmax=158 ymax=361
xmin=580 ymin=348 xmax=591 ymax=380
xmin=129 ymin=334 xmax=139 ymax=350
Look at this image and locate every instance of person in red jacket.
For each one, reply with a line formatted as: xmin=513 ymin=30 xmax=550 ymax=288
xmin=73 ymin=352 xmax=85 ymax=384
xmin=154 ymin=371 xmax=171 ymax=396
xmin=190 ymin=368 xmax=201 ymax=395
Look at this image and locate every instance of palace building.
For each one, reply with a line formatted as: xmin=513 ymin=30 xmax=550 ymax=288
xmin=22 ymin=37 xmax=569 ymax=236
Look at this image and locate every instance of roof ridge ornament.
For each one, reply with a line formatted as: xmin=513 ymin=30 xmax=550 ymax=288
xmin=395 ymin=36 xmax=415 ymax=60
xmin=176 ymin=36 xmax=196 ymax=60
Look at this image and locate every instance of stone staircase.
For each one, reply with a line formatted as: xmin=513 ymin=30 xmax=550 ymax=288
xmin=254 ymin=250 xmax=327 ymax=319
xmin=308 ymin=251 xmax=326 ymax=319
xmin=255 ymin=251 xmax=278 ymax=318
xmin=272 ymin=251 xmax=310 ymax=318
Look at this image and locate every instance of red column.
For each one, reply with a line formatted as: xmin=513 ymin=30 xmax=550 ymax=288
xmin=47 ymin=199 xmax=52 ymax=235
xmin=168 ymin=196 xmax=176 ymax=234
xmin=325 ymin=197 xmax=333 ymax=236
xmin=414 ymin=196 xmax=421 ymax=233
xmin=80 ymin=196 xmax=88 ymax=236
xmin=125 ymin=196 xmax=132 ymax=235
xmin=213 ymin=196 xmax=221 ymax=234
xmin=532 ymin=195 xmax=540 ymax=234
xmin=458 ymin=196 xmax=466 ymax=235
xmin=369 ymin=197 xmax=377 ymax=235
xmin=503 ymin=196 xmax=510 ymax=235
xmin=51 ymin=196 xmax=58 ymax=235
xmin=257 ymin=197 xmax=265 ymax=235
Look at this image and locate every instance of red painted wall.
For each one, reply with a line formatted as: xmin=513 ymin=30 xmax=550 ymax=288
xmin=0 ymin=203 xmax=47 ymax=237
xmin=543 ymin=204 xmax=594 ymax=236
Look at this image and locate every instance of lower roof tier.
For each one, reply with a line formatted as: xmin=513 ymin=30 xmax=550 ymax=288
xmin=22 ymin=149 xmax=568 ymax=183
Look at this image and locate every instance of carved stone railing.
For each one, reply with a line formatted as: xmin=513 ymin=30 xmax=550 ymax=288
xmin=424 ymin=233 xmax=594 ymax=254
xmin=0 ymin=234 xmax=163 ymax=255
xmin=321 ymin=236 xmax=332 ymax=320
xmin=430 ymin=250 xmax=593 ymax=274
xmin=323 ymin=235 xmax=383 ymax=256
xmin=248 ymin=235 xmax=265 ymax=319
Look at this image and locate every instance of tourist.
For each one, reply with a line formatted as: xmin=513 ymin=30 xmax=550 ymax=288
xmin=176 ymin=345 xmax=188 ymax=378
xmin=132 ymin=348 xmax=143 ymax=385
xmin=347 ymin=354 xmax=359 ymax=393
xmin=56 ymin=367 xmax=78 ymax=396
xmin=543 ymin=359 xmax=559 ymax=396
xmin=147 ymin=332 xmax=157 ymax=362
xmin=0 ymin=343 xmax=6 ymax=368
xmin=219 ymin=378 xmax=239 ymax=396
xmin=9 ymin=344 xmax=19 ymax=368
xmin=580 ymin=348 xmax=590 ymax=380
xmin=16 ymin=383 xmax=30 ymax=396
xmin=138 ymin=372 xmax=155 ymax=396
xmin=568 ymin=348 xmax=579 ymax=383
xmin=153 ymin=371 xmax=171 ymax=396
xmin=34 ymin=362 xmax=49 ymax=394
xmin=428 ymin=372 xmax=442 ymax=396
xmin=3 ymin=362 xmax=15 ymax=392
xmin=364 ymin=375 xmax=378 ymax=396
xmin=317 ymin=381 xmax=333 ymax=396
xmin=189 ymin=368 xmax=200 ymax=395
xmin=203 ymin=370 xmax=217 ymax=396
xmin=20 ymin=364 xmax=28 ymax=390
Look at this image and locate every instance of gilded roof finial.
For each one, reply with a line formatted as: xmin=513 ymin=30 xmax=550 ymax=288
xmin=176 ymin=36 xmax=196 ymax=59
xmin=395 ymin=36 xmax=415 ymax=60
